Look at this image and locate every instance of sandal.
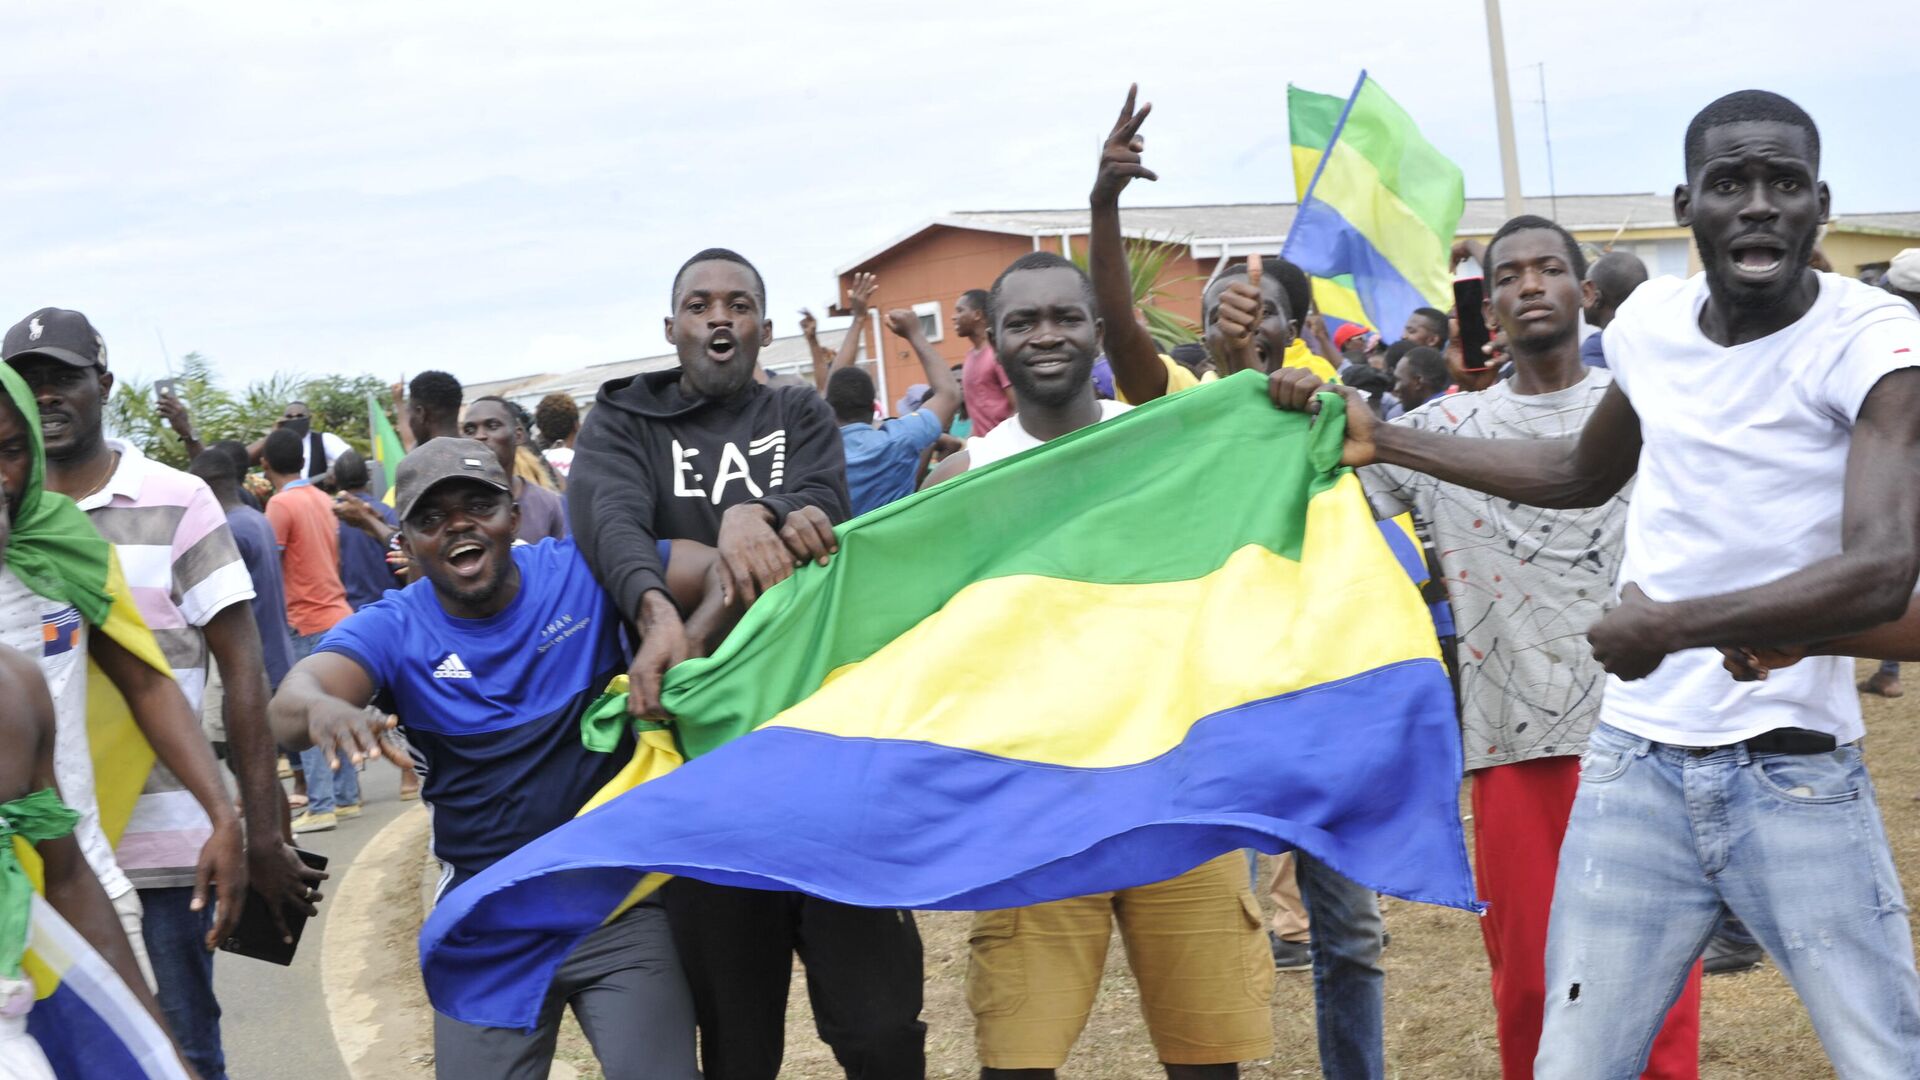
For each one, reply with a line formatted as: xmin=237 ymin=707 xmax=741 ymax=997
xmin=287 ymin=794 xmax=309 ymax=810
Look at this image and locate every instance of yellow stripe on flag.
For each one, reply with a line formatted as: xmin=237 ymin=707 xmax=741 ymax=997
xmin=767 ymin=474 xmax=1437 ymax=768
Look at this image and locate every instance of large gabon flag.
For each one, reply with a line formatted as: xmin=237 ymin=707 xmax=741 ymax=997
xmin=421 ymin=372 xmax=1478 ymax=1031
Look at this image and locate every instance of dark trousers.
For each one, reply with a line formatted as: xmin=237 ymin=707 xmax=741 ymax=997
xmin=662 ymin=878 xmax=927 ymax=1080
xmin=434 ymin=903 xmax=698 ymax=1079
xmin=143 ymin=887 xmax=227 ymax=1080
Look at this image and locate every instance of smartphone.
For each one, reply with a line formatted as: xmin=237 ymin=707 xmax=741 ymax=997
xmin=1452 ymin=277 xmax=1491 ymax=371
xmin=218 ymin=847 xmax=330 ymax=966
xmin=154 ymin=377 xmax=179 ymax=403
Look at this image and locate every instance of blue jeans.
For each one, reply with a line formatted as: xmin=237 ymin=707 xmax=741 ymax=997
xmin=290 ymin=630 xmax=360 ymax=815
xmin=142 ymin=886 xmax=226 ymax=1080
xmin=1248 ymin=849 xmax=1385 ymax=1079
xmin=1537 ymin=722 xmax=1920 ymax=1079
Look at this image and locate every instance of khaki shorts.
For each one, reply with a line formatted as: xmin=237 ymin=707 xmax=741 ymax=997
xmin=966 ymin=852 xmax=1274 ymax=1068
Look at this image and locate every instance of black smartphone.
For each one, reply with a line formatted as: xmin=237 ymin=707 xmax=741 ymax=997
xmin=1452 ymin=277 xmax=1491 ymax=371
xmin=1443 ymin=276 xmax=1489 ymax=368
xmin=218 ymin=847 xmax=329 ymax=966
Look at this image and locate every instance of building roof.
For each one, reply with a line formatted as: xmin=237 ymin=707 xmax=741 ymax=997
xmin=837 ymin=193 xmax=1920 ymax=272
xmin=463 ymin=327 xmax=852 ymax=410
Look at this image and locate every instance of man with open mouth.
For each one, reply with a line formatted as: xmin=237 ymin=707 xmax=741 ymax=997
xmin=566 ymin=248 xmax=925 ymax=1079
xmin=271 ymin=437 xmax=730 ymax=1079
xmin=1270 ymin=89 xmax=1920 ymax=1078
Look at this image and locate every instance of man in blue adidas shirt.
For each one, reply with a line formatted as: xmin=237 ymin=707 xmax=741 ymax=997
xmin=268 ymin=438 xmax=700 ymax=1080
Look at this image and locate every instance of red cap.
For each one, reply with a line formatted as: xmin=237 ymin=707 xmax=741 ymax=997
xmin=1333 ymin=324 xmax=1370 ymax=350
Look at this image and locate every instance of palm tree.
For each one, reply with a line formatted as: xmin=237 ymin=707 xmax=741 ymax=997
xmin=1070 ymin=234 xmax=1202 ymax=349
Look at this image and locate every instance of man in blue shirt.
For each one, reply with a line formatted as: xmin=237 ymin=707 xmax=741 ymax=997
xmin=830 ymin=308 xmax=961 ymax=516
xmin=268 ymin=438 xmax=698 ymax=1080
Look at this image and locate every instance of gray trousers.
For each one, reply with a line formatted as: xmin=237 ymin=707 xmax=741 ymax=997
xmin=433 ymin=902 xmax=698 ymax=1080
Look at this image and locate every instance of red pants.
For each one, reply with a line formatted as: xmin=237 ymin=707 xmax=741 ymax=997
xmin=1472 ymin=756 xmax=1702 ymax=1079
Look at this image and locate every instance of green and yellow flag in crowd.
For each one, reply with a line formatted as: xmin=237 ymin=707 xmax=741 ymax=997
xmin=1285 ymin=73 xmax=1466 ymax=339
xmin=367 ymin=392 xmax=406 ymax=501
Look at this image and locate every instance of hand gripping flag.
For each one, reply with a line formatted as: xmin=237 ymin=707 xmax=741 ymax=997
xmin=421 ymin=372 xmax=1477 ymax=1030
xmin=1284 ymin=73 xmax=1466 ymax=342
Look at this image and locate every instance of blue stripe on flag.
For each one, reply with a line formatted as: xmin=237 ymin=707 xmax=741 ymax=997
xmin=420 ymin=657 xmax=1473 ymax=1029
xmin=24 ymin=897 xmax=189 ymax=1080
xmin=1284 ymin=198 xmax=1434 ymax=344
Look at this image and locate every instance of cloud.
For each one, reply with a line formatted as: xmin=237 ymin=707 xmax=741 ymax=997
xmin=1 ymin=0 xmax=1912 ymax=390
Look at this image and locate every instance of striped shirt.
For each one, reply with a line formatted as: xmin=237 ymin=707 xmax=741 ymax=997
xmin=80 ymin=440 xmax=254 ymax=889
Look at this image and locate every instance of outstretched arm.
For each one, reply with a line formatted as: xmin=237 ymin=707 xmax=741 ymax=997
xmin=1089 ymin=84 xmax=1169 ymax=405
xmin=270 ymin=652 xmax=384 ymax=760
xmin=1268 ymin=369 xmax=1642 ymax=508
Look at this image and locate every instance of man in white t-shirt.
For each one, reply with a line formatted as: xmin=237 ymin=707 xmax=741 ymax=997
xmin=1270 ymin=90 xmax=1920 ymax=1077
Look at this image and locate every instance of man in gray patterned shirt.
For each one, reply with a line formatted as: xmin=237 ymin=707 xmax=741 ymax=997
xmin=1360 ymin=217 xmax=1700 ymax=1080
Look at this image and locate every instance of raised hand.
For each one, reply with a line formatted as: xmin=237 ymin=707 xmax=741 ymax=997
xmin=156 ymin=392 xmax=195 ymax=441
xmin=798 ymin=309 xmax=820 ymax=339
xmin=1091 ymin=83 xmax=1157 ymax=208
xmin=848 ymin=272 xmax=879 ymax=320
xmin=1213 ymin=278 xmax=1265 ymax=373
xmin=884 ymin=308 xmax=920 ymax=338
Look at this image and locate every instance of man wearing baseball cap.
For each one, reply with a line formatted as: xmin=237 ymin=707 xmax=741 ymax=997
xmin=5 ymin=307 xmax=310 ymax=1080
xmin=270 ymin=438 xmax=711 ymax=1078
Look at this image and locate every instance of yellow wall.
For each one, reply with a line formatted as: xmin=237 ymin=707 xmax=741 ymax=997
xmin=1821 ymin=231 xmax=1917 ymax=278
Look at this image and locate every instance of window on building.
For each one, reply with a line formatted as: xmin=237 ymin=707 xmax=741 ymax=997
xmin=913 ymin=301 xmax=944 ymax=343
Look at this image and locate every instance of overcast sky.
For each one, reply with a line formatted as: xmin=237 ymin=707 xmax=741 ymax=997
xmin=4 ymin=0 xmax=1914 ymax=390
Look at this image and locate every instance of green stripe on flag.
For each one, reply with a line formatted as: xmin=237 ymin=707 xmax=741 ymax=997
xmin=661 ymin=373 xmax=1350 ymax=757
xmin=1288 ymin=86 xmax=1346 ymax=200
xmin=1340 ymin=79 xmax=1465 ymax=243
xmin=366 ymin=393 xmax=406 ymax=502
xmin=1288 ymin=86 xmax=1346 ymax=151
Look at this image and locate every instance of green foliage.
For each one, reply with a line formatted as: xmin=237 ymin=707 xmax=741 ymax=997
xmin=1070 ymin=234 xmax=1202 ymax=349
xmin=105 ymin=352 xmax=389 ymax=472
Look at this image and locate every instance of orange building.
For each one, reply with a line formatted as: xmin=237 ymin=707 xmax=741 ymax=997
xmin=835 ymin=195 xmax=1920 ymax=414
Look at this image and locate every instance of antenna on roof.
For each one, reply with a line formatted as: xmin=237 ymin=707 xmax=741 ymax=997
xmin=1532 ymin=62 xmax=1559 ymax=223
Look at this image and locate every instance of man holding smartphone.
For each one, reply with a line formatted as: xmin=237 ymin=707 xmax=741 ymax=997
xmin=1360 ymin=215 xmax=1699 ymax=1079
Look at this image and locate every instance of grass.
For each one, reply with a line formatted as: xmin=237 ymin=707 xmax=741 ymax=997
xmin=550 ymin=660 xmax=1915 ymax=1079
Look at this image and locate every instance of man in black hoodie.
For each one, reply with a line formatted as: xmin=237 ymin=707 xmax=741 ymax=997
xmin=568 ymin=248 xmax=925 ymax=1079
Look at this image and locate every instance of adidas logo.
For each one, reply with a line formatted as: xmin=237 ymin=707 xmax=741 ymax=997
xmin=432 ymin=653 xmax=473 ymax=679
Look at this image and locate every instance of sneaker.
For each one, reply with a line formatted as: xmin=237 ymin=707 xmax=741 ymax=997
xmin=1703 ymin=933 xmax=1763 ymax=976
xmin=336 ymin=803 xmax=363 ymax=820
xmin=1860 ymin=671 xmax=1904 ymax=698
xmin=291 ymin=810 xmax=337 ymax=834
xmin=1270 ymin=934 xmax=1311 ymax=972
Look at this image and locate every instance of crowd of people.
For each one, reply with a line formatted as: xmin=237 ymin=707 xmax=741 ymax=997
xmin=4 ymin=83 xmax=1920 ymax=1080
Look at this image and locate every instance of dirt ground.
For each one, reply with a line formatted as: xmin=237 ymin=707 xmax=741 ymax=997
xmin=543 ymin=660 xmax=1915 ymax=1079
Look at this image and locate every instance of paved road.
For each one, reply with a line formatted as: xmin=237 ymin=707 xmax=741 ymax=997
xmin=216 ymin=761 xmax=413 ymax=1080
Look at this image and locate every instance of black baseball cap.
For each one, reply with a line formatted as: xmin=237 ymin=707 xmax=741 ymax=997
xmin=2 ymin=308 xmax=108 ymax=370
xmin=393 ymin=437 xmax=511 ymax=522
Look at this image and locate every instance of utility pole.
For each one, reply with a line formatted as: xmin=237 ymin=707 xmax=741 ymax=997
xmin=1484 ymin=0 xmax=1525 ymax=218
